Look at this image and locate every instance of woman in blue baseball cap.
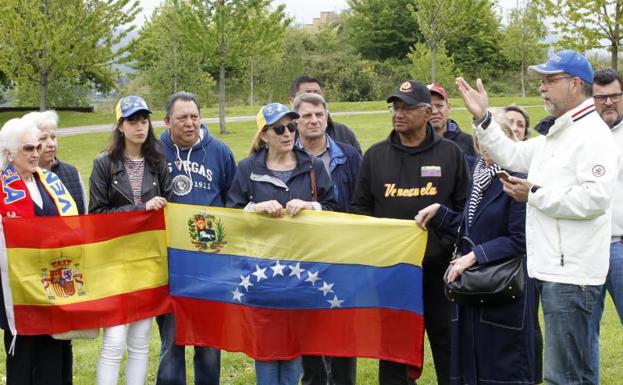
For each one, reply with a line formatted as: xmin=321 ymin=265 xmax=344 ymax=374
xmin=227 ymin=103 xmax=336 ymax=385
xmin=89 ymin=96 xmax=173 ymax=385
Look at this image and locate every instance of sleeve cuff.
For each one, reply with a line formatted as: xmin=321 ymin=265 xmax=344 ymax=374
xmin=310 ymin=202 xmax=322 ymax=211
xmin=243 ymin=202 xmax=256 ymax=211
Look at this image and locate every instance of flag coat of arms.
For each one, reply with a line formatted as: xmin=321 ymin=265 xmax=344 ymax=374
xmin=166 ymin=203 xmax=428 ymax=368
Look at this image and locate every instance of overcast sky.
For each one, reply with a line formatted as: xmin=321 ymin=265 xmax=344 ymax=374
xmin=137 ymin=0 xmax=519 ymax=26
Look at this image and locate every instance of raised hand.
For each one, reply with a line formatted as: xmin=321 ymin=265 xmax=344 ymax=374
xmin=455 ymin=77 xmax=489 ymax=121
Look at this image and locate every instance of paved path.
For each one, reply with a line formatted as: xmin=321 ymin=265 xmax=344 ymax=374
xmin=56 ymin=106 xmax=542 ymax=137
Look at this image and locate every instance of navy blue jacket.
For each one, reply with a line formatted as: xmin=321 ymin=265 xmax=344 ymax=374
xmin=297 ymin=135 xmax=361 ymax=213
xmin=160 ymin=125 xmax=236 ymax=207
xmin=444 ymin=119 xmax=477 ymax=171
xmin=429 ymin=168 xmax=541 ymax=385
xmin=226 ymin=147 xmax=336 ymax=211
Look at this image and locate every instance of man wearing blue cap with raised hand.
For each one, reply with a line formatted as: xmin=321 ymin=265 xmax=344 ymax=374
xmin=456 ymin=50 xmax=620 ymax=385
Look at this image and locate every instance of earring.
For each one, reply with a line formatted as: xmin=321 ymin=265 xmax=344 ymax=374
xmin=120 ymin=131 xmax=124 ymax=137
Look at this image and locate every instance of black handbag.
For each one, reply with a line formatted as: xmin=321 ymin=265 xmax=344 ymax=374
xmin=444 ymin=235 xmax=525 ymax=306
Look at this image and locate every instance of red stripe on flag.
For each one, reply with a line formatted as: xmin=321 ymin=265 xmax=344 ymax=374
xmin=3 ymin=210 xmax=166 ymax=248
xmin=173 ymin=298 xmax=425 ymax=368
xmin=13 ymin=285 xmax=171 ymax=335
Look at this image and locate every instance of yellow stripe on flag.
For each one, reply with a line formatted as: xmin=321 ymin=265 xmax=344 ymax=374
xmin=9 ymin=230 xmax=167 ymax=305
xmin=166 ymin=203 xmax=427 ymax=267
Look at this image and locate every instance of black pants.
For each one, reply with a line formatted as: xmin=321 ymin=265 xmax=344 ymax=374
xmin=4 ymin=331 xmax=73 ymax=385
xmin=379 ymin=262 xmax=451 ymax=385
xmin=301 ymin=355 xmax=356 ymax=385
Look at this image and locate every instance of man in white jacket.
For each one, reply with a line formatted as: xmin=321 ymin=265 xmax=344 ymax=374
xmin=455 ymin=50 xmax=620 ymax=385
xmin=590 ymin=68 xmax=623 ymax=383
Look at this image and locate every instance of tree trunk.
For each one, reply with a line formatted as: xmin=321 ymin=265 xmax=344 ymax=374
xmin=431 ymin=46 xmax=437 ymax=83
xmin=39 ymin=69 xmax=48 ymax=111
xmin=249 ymin=61 xmax=254 ymax=106
xmin=612 ymin=42 xmax=619 ymax=73
xmin=218 ymin=63 xmax=228 ymax=135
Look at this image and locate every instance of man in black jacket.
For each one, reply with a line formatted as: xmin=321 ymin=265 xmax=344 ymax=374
xmin=427 ymin=83 xmax=476 ymax=169
xmin=351 ymin=80 xmax=470 ymax=385
xmin=289 ymin=75 xmax=362 ymax=154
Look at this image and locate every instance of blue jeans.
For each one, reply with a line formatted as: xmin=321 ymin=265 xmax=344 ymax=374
xmin=155 ymin=313 xmax=221 ymax=385
xmin=255 ymin=358 xmax=302 ymax=385
xmin=536 ymin=280 xmax=601 ymax=385
xmin=590 ymin=241 xmax=623 ymax=384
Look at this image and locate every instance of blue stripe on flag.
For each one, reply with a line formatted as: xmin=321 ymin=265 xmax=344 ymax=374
xmin=168 ymin=248 xmax=423 ymax=314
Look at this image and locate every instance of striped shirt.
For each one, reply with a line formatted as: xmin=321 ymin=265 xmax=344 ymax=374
xmin=124 ymin=158 xmax=145 ymax=205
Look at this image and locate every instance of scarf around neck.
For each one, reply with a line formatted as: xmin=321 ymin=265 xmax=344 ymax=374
xmin=1 ymin=164 xmax=78 ymax=218
xmin=467 ymin=158 xmax=500 ymax=226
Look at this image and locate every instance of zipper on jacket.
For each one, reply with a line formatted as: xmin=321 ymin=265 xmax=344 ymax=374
xmin=112 ymin=180 xmax=134 ymax=205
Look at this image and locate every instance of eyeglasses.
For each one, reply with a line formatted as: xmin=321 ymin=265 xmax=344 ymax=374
xmin=539 ymin=75 xmax=574 ymax=87
xmin=21 ymin=143 xmax=42 ymax=154
xmin=594 ymin=93 xmax=623 ymax=104
xmin=388 ymin=104 xmax=430 ymax=114
xmin=270 ymin=122 xmax=297 ymax=135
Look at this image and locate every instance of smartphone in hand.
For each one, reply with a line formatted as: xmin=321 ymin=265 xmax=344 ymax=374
xmin=496 ymin=170 xmax=511 ymax=180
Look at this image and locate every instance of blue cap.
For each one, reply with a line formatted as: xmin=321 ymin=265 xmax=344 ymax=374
xmin=115 ymin=96 xmax=151 ymax=120
xmin=528 ymin=50 xmax=594 ymax=84
xmin=256 ymin=103 xmax=300 ymax=131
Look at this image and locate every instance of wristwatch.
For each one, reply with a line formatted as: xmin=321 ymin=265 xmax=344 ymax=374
xmin=530 ymin=184 xmax=542 ymax=194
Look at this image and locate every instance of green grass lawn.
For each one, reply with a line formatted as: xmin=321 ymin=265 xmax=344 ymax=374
xmin=0 ymin=97 xmax=622 ymax=384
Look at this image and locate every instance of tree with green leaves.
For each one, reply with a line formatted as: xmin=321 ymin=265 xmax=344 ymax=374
xmin=410 ymin=0 xmax=476 ymax=82
xmin=443 ymin=1 xmax=507 ymax=83
xmin=191 ymin=0 xmax=289 ymax=134
xmin=345 ymin=0 xmax=423 ymax=60
xmin=408 ymin=42 xmax=460 ymax=89
xmin=129 ymin=0 xmax=216 ymax=108
xmin=539 ymin=0 xmax=622 ymax=71
xmin=501 ymin=1 xmax=547 ymax=97
xmin=0 ymin=0 xmax=139 ymax=110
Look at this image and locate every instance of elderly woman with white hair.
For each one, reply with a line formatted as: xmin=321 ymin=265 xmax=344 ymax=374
xmin=0 ymin=117 xmax=78 ymax=385
xmin=22 ymin=110 xmax=87 ymax=214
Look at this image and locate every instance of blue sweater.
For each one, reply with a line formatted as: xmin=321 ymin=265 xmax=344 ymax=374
xmin=160 ymin=126 xmax=236 ymax=207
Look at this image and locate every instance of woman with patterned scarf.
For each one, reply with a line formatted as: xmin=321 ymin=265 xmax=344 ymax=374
xmin=0 ymin=117 xmax=78 ymax=385
xmin=415 ymin=112 xmax=542 ymax=385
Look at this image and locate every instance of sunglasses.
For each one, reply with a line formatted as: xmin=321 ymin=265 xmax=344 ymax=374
xmin=270 ymin=122 xmax=297 ymax=135
xmin=22 ymin=143 xmax=43 ymax=154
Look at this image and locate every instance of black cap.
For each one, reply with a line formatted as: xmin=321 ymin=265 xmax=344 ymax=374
xmin=387 ymin=80 xmax=432 ymax=106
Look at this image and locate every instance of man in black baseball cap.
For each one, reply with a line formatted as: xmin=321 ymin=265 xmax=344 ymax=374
xmin=352 ymin=80 xmax=470 ymax=385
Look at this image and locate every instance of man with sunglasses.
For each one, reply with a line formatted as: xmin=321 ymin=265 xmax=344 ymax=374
xmin=590 ymin=68 xmax=623 ymax=383
xmin=292 ymin=92 xmax=361 ymax=385
xmin=456 ymin=50 xmax=620 ymax=385
xmin=351 ymin=80 xmax=470 ymax=385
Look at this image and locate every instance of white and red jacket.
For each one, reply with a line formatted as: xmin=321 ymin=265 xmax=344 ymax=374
xmin=475 ymin=98 xmax=620 ymax=285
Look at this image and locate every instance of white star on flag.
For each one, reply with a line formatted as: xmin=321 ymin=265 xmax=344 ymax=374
xmin=239 ymin=275 xmax=253 ymax=291
xmin=327 ymin=295 xmax=344 ymax=308
xmin=289 ymin=263 xmax=306 ymax=279
xmin=305 ymin=271 xmax=320 ymax=286
xmin=252 ymin=264 xmax=267 ymax=282
xmin=232 ymin=288 xmax=244 ymax=301
xmin=318 ymin=281 xmax=334 ymax=296
xmin=270 ymin=261 xmax=286 ymax=277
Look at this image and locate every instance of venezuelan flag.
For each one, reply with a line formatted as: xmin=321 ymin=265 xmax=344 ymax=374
xmin=167 ymin=203 xmax=427 ymax=368
xmin=1 ymin=210 xmax=170 ymax=335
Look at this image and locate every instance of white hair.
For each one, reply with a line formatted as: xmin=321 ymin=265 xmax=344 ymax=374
xmin=21 ymin=110 xmax=58 ymax=132
xmin=0 ymin=118 xmax=41 ymax=170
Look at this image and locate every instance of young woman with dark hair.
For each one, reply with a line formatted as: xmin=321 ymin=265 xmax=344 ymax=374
xmin=89 ymin=96 xmax=173 ymax=385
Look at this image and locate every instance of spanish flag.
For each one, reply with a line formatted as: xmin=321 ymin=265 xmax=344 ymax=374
xmin=167 ymin=203 xmax=428 ymax=368
xmin=0 ymin=210 xmax=170 ymax=336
